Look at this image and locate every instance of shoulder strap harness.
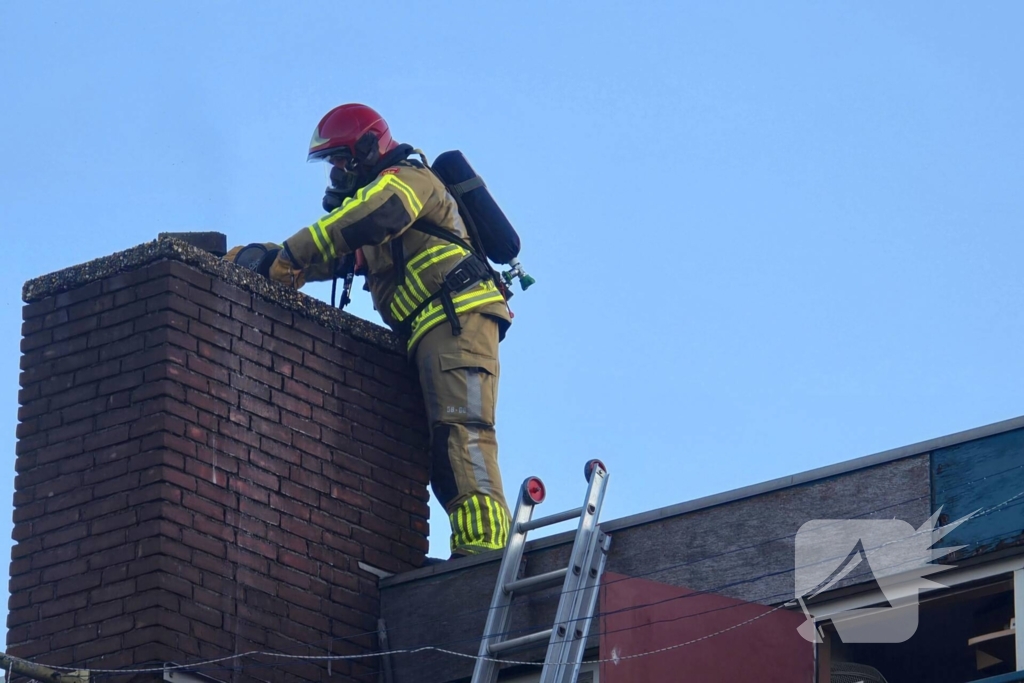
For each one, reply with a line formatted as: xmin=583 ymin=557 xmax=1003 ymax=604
xmin=387 ymin=149 xmax=507 ymax=338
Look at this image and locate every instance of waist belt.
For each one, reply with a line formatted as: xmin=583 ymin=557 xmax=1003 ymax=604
xmin=397 ymin=252 xmax=493 ymax=338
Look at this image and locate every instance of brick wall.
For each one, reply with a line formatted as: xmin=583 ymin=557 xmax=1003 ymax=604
xmin=9 ymin=244 xmax=430 ymax=682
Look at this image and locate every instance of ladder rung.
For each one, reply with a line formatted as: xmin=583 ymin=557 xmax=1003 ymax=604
xmin=488 ymin=628 xmax=554 ymax=655
xmin=504 ymin=568 xmax=568 ymax=595
xmin=519 ymin=507 xmax=583 ymax=532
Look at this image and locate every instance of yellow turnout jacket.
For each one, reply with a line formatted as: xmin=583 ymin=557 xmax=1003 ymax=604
xmin=282 ymin=155 xmax=510 ymax=354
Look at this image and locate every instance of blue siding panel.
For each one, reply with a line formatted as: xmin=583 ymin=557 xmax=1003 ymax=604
xmin=976 ymin=672 xmax=1024 ymax=683
xmin=931 ymin=427 xmax=1024 ymax=559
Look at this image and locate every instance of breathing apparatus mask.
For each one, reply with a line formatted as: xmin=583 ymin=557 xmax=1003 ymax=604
xmin=325 ymin=154 xmax=360 ymax=195
xmin=321 ymin=153 xmax=361 ymax=213
xmin=321 ymin=132 xmax=387 ymax=213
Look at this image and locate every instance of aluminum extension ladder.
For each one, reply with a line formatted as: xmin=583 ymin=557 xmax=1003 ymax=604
xmin=471 ymin=460 xmax=612 ymax=683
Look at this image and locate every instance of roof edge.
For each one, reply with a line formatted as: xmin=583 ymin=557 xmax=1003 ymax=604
xmin=599 ymin=413 xmax=1024 ymax=534
xmin=382 ymin=413 xmax=1024 ymax=587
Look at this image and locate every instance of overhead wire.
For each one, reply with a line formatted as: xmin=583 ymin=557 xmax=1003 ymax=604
xmin=297 ymin=458 xmax=1024 ymax=653
xmin=345 ymin=485 xmax=1024 ymax=660
xmin=5 ymin=455 xmax=1020 ymax=677
xmin=140 ymin=496 xmax=1024 ymax=679
xmin=363 ymin=459 xmax=1024 ymax=642
xmin=113 ymin=471 xmax=930 ymax=673
xmin=12 ymin=476 xmax=1021 ymax=677
xmin=14 ymin=482 xmax=1024 ymax=679
xmin=198 ymin=476 xmax=1023 ymax=674
xmin=525 ymin=485 xmax=1024 ymax=645
xmin=220 ymin=457 xmax=1024 ymax=664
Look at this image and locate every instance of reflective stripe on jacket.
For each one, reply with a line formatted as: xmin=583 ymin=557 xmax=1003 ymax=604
xmin=282 ymin=157 xmax=510 ymax=354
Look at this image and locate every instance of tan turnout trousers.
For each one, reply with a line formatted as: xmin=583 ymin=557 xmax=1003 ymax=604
xmin=277 ymin=149 xmax=512 ymax=556
xmin=415 ymin=312 xmax=510 ymax=555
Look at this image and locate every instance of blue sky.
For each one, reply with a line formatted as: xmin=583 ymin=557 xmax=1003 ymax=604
xmin=1 ymin=2 xmax=1022 ymax=569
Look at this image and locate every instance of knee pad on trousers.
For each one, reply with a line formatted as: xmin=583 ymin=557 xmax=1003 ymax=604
xmin=431 ymin=424 xmax=459 ymax=510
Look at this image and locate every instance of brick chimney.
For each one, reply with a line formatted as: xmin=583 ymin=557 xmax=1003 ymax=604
xmin=8 ymin=237 xmax=430 ymax=681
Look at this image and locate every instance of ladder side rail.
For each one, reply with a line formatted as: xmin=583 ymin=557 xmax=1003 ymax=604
xmin=540 ymin=528 xmax=607 ymax=683
xmin=539 ymin=465 xmax=609 ymax=682
xmin=471 ymin=483 xmax=541 ymax=683
xmin=547 ymin=531 xmax=613 ymax=683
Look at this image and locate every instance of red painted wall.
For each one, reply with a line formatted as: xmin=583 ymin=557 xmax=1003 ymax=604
xmin=599 ymin=572 xmax=813 ymax=682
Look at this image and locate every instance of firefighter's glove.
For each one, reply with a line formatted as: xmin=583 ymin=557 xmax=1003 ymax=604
xmin=225 ymin=243 xmax=283 ymax=279
xmin=224 ymin=245 xmax=245 ymax=262
xmin=268 ymin=249 xmax=306 ymax=290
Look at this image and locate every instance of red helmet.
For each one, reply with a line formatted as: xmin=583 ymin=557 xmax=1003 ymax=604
xmin=307 ymin=103 xmax=398 ymax=165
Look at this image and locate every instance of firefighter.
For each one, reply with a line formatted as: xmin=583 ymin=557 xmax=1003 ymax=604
xmin=264 ymin=104 xmax=511 ymax=558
